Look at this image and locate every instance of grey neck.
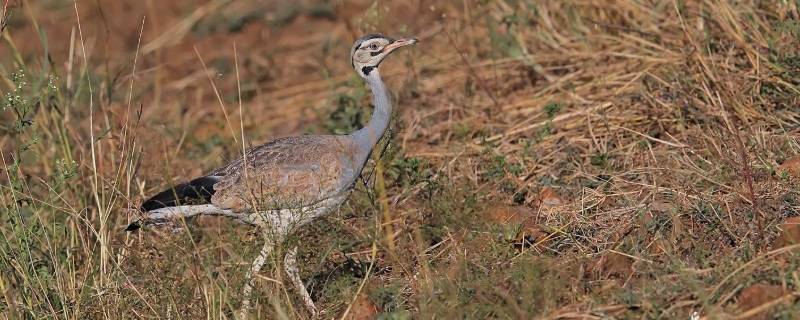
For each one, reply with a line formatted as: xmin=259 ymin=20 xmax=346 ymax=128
xmin=349 ymin=69 xmax=392 ymax=165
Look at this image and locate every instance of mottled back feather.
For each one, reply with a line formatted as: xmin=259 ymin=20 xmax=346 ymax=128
xmin=209 ymin=135 xmax=360 ymax=211
xmin=140 ymin=135 xmax=361 ymax=215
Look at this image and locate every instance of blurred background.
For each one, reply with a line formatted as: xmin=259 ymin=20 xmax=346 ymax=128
xmin=0 ymin=0 xmax=799 ymax=318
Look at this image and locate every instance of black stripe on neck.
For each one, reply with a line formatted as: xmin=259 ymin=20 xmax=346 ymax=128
xmin=361 ymin=66 xmax=375 ymax=76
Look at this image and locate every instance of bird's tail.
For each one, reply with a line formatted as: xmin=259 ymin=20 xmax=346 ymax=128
xmin=126 ymin=176 xmax=221 ymax=232
xmin=140 ymin=176 xmax=219 ymax=211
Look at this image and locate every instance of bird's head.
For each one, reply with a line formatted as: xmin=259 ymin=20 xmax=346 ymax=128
xmin=351 ymin=34 xmax=417 ymax=78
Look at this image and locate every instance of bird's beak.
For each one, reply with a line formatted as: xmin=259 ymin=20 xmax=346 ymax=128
xmin=385 ymin=37 xmax=418 ymax=53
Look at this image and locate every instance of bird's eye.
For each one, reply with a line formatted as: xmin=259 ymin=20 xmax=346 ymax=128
xmin=369 ymin=44 xmax=379 ymax=50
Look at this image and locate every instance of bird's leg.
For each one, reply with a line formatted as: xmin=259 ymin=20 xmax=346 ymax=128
xmin=284 ymin=246 xmax=317 ymax=315
xmin=239 ymin=234 xmax=276 ymax=318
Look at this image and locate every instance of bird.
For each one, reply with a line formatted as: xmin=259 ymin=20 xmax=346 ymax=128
xmin=126 ymin=34 xmax=417 ymax=317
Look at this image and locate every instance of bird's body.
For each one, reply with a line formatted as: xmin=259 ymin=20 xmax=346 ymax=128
xmin=128 ymin=34 xmax=417 ymax=317
xmin=138 ymin=135 xmax=362 ymax=232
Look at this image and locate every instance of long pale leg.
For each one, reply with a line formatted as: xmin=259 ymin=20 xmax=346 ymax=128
xmin=284 ymin=246 xmax=317 ymax=315
xmin=239 ymin=237 xmax=275 ymax=319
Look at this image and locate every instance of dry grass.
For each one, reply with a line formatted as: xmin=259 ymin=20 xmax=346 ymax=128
xmin=1 ymin=0 xmax=799 ymax=319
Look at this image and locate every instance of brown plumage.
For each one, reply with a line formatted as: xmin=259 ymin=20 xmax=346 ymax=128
xmin=210 ymin=135 xmax=360 ymax=212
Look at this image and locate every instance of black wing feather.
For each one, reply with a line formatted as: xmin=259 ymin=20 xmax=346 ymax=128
xmin=140 ymin=176 xmax=219 ymax=211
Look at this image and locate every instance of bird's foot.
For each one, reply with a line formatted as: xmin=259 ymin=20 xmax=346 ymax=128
xmin=284 ymin=246 xmax=319 ymax=316
xmin=305 ymin=303 xmax=319 ymax=318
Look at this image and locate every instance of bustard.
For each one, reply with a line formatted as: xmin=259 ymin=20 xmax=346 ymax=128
xmin=126 ymin=34 xmax=417 ymax=316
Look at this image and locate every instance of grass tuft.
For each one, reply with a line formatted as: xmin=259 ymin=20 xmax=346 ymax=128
xmin=1 ymin=0 xmax=800 ymax=318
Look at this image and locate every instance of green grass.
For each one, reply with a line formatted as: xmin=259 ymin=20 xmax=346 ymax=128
xmin=2 ymin=0 xmax=800 ymax=319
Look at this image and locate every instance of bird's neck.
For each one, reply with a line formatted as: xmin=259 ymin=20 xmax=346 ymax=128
xmin=350 ymin=70 xmax=392 ymax=165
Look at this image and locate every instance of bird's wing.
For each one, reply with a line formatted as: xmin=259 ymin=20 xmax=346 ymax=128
xmin=140 ymin=176 xmax=220 ymax=211
xmin=209 ymin=135 xmax=359 ymax=212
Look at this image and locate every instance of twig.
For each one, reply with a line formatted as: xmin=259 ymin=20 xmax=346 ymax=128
xmin=480 ymin=102 xmax=612 ymax=143
xmin=612 ymin=125 xmax=687 ymax=148
xmin=193 ymin=46 xmax=239 ymax=146
xmin=584 ymin=18 xmax=660 ymax=39
xmin=141 ymin=0 xmax=230 ymax=54
xmin=733 ymin=293 xmax=798 ymax=319
xmin=1 ymin=0 xmax=12 ymax=34
xmin=339 ymin=239 xmax=378 ymax=320
xmin=608 ymin=249 xmax=654 ymax=264
xmin=443 ymin=28 xmax=499 ymax=108
xmin=715 ymin=90 xmax=763 ymax=241
xmin=709 ymin=243 xmax=800 ymax=301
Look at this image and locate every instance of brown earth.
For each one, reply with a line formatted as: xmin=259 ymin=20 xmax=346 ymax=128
xmin=1 ymin=0 xmax=799 ymax=319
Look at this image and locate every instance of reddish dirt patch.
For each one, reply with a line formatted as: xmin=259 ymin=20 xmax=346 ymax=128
xmin=646 ymin=238 xmax=671 ymax=257
xmin=772 ymin=216 xmax=800 ymax=248
xmin=736 ymin=284 xmax=788 ymax=320
xmin=592 ymin=251 xmax=634 ymax=279
xmin=640 ymin=201 xmax=674 ymax=228
xmin=485 ymin=205 xmax=533 ymax=225
xmin=538 ymin=187 xmax=563 ymax=207
xmin=349 ymin=293 xmax=379 ymax=320
xmin=778 ymin=156 xmax=800 ymax=177
xmin=484 ymin=205 xmax=546 ymax=249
